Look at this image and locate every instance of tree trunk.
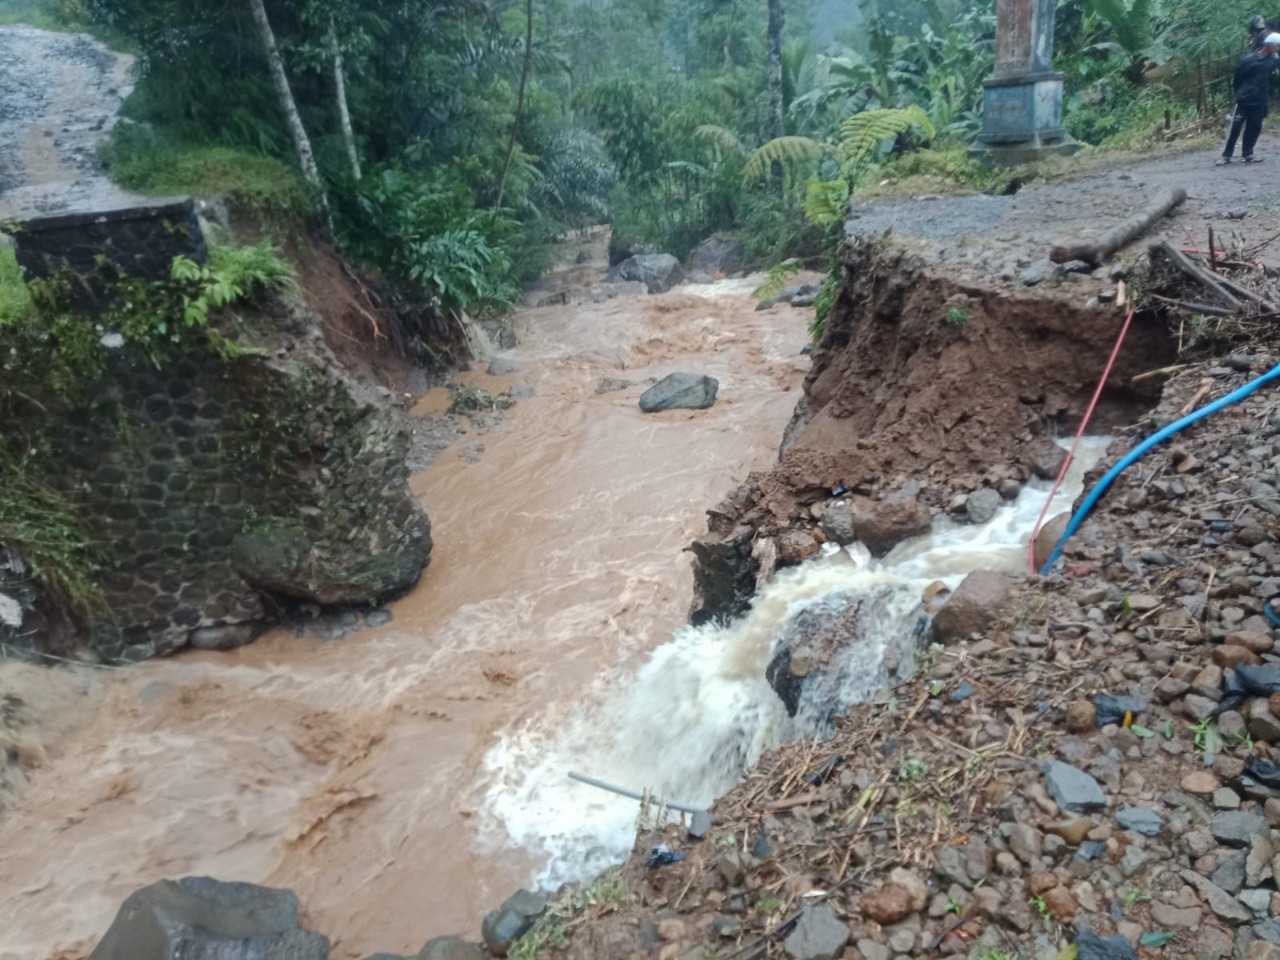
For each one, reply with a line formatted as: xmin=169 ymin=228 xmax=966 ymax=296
xmin=331 ymin=22 xmax=361 ymax=182
xmin=247 ymin=0 xmax=327 ymax=210
xmin=495 ymin=0 xmax=534 ymax=210
xmin=766 ymin=0 xmax=785 ymax=188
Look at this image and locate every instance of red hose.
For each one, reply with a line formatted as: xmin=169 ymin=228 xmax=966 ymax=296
xmin=1027 ymin=307 xmax=1137 ymax=575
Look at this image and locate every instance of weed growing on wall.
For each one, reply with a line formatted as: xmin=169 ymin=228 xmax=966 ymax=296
xmin=0 ymin=238 xmax=296 ymax=624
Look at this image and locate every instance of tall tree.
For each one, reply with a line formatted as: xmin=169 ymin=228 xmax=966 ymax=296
xmin=247 ymin=0 xmax=326 ymax=208
xmin=766 ymin=0 xmax=786 ymax=185
xmin=495 ymin=0 xmax=535 ymax=209
xmin=329 ymin=20 xmax=362 ymax=181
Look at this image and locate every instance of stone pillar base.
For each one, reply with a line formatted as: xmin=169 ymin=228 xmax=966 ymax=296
xmin=968 ymin=131 xmax=1080 ymax=168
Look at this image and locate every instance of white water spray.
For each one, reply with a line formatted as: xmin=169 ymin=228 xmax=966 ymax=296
xmin=479 ymin=437 xmax=1111 ymax=888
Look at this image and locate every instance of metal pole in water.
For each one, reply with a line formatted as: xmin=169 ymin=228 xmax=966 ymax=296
xmin=567 ymin=771 xmax=706 ymax=815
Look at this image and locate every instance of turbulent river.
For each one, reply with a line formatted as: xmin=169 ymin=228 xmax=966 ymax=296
xmin=0 ymin=255 xmax=814 ymax=960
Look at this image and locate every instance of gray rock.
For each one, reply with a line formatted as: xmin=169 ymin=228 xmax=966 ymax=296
xmin=783 ymin=904 xmax=850 ymax=960
xmin=507 ymin=384 xmax=534 ymax=401
xmin=1116 ymin=807 xmax=1163 ymax=837
xmin=1216 ymin=788 xmax=1244 ymax=811
xmin=932 ymin=570 xmax=1013 ymax=643
xmin=1213 ymin=849 xmax=1247 ymax=894
xmin=417 ymin=938 xmax=485 ymax=960
xmin=1241 ymin=889 xmax=1273 ymax=918
xmin=486 ymin=357 xmax=522 ymax=376
xmin=1255 ymin=919 xmax=1280 ymax=945
xmin=965 ymin=488 xmax=1002 ymax=525
xmin=639 ymin=372 xmax=719 ymax=412
xmin=853 ymin=481 xmax=932 ymax=556
xmin=1043 ymin=761 xmax=1106 ymax=813
xmin=819 ymin=500 xmax=856 ymax=546
xmin=1247 ymin=699 xmax=1280 ymax=744
xmin=595 ymin=377 xmax=631 ymax=394
xmin=607 ymin=253 xmax=684 ymax=294
xmin=710 ymin=916 xmax=743 ymax=938
xmin=89 ymin=877 xmax=329 ymax=960
xmin=858 ymin=939 xmax=890 ymax=960
xmin=687 ymin=235 xmax=746 ymax=276
xmin=1020 ymin=259 xmax=1064 ymax=287
xmin=1181 ymin=868 xmax=1254 ymax=924
xmin=1213 ymin=811 xmax=1268 ymax=848
xmin=480 ymin=890 xmax=547 ymax=957
xmin=1120 ymin=844 xmax=1155 ymax=877
xmin=1247 ymin=834 xmax=1275 ymax=886
xmin=1008 ymin=823 xmax=1043 ymax=864
xmin=1074 ymin=931 xmax=1138 ymax=960
xmin=688 ymin=810 xmax=713 ymax=839
xmin=188 ymin=623 xmax=261 ymax=650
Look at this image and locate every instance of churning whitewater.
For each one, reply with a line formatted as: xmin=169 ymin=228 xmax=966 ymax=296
xmin=479 ymin=437 xmax=1112 ymax=889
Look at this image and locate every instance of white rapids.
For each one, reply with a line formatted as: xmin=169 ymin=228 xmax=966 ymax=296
xmin=478 ymin=436 xmax=1111 ymax=888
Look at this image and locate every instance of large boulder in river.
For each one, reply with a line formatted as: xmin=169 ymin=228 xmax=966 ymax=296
xmin=687 ymin=235 xmax=746 ymax=276
xmin=767 ymin=592 xmax=863 ymax=717
xmin=90 ymin=876 xmax=329 ymax=960
xmin=932 ymin=570 xmax=1014 ymax=643
xmin=852 ymin=482 xmax=932 ymax=556
xmin=607 ymin=253 xmax=684 ymax=294
xmin=640 ymin=372 xmax=719 ymax=412
xmin=1024 ymin=438 xmax=1068 ymax=480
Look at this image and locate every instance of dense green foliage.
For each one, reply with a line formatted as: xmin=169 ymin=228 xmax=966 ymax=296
xmin=7 ymin=0 xmax=1265 ymax=312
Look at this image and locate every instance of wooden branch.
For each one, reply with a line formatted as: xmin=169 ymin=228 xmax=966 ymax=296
xmin=1153 ymin=242 xmax=1242 ymax=311
xmin=1213 ymin=272 xmax=1276 ymax=311
xmin=1050 ymin=188 xmax=1188 ymax=265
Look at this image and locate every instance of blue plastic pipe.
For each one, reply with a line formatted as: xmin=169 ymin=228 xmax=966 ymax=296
xmin=1039 ymin=361 xmax=1280 ymax=575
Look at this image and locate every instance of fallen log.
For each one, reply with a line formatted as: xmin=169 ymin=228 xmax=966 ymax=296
xmin=1049 ymin=188 xmax=1188 ymax=265
xmin=1153 ymin=242 xmax=1242 ymax=311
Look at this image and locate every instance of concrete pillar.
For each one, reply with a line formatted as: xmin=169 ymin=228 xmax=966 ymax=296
xmin=970 ymin=0 xmax=1079 ymax=166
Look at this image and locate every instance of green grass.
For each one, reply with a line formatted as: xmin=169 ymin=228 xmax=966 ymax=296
xmin=0 ymin=246 xmax=33 ymax=325
xmin=103 ymin=127 xmax=311 ymax=225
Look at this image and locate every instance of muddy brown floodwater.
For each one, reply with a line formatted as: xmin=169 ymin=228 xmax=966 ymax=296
xmin=0 ymin=253 xmax=812 ymax=960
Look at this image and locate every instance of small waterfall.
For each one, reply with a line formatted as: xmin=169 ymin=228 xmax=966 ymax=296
xmin=478 ymin=437 xmax=1112 ymax=889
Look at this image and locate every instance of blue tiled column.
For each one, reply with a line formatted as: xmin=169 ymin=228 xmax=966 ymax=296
xmin=970 ymin=0 xmax=1079 ymax=166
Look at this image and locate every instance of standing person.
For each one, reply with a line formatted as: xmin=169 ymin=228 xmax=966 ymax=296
xmin=1218 ymin=33 xmax=1280 ymax=165
xmin=1249 ymin=14 xmax=1268 ymax=51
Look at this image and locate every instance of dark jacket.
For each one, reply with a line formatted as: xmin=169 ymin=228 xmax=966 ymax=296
xmin=1234 ymin=50 xmax=1279 ymax=106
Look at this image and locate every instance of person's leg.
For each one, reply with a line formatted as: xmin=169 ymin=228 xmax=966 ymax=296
xmin=1243 ymin=103 xmax=1266 ymax=158
xmin=1222 ymin=104 xmax=1246 ymax=160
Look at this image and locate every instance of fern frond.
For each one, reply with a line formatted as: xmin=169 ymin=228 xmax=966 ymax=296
xmin=837 ymin=106 xmax=935 ymax=173
xmin=694 ymin=124 xmax=746 ymax=156
xmin=742 ymin=136 xmax=827 ymax=182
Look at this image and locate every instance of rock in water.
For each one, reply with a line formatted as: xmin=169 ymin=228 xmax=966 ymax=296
xmin=766 ymin=591 xmax=862 ymax=717
xmin=89 ymin=877 xmax=330 ymax=960
xmin=607 ymin=253 xmax=684 ymax=294
xmin=687 ymin=235 xmax=746 ymax=276
xmin=415 ymin=939 xmax=486 ymax=960
xmin=819 ymin=500 xmax=856 ymax=545
xmin=481 ymin=890 xmax=548 ymax=957
xmin=487 ymin=357 xmax=521 ymax=375
xmin=1034 ymin=512 xmax=1070 ymax=571
xmin=1042 ymin=761 xmax=1106 ymax=813
xmin=965 ymin=488 xmax=1002 ymax=524
xmin=1025 ymin=438 xmax=1068 ymax=480
xmin=784 ymin=905 xmax=850 ymax=960
xmin=852 ymin=482 xmax=932 ymax=556
xmin=931 ymin=571 xmax=1012 ymax=643
xmin=639 ymin=373 xmax=719 ymax=412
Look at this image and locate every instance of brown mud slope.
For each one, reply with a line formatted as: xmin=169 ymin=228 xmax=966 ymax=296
xmin=514 ymin=340 xmax=1280 ymax=960
xmin=766 ymin=239 xmax=1174 ymax=519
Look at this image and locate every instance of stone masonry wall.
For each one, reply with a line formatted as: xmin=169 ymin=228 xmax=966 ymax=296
xmin=1 ymin=199 xmax=432 ymax=663
xmin=8 ymin=198 xmax=206 ymax=312
xmin=8 ymin=335 xmax=431 ymax=662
